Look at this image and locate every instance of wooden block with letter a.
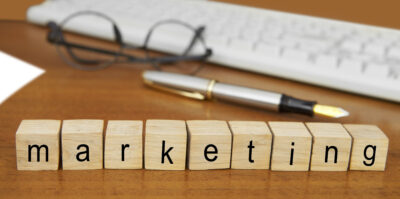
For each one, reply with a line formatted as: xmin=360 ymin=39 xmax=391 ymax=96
xmin=104 ymin=120 xmax=143 ymax=169
xmin=229 ymin=121 xmax=272 ymax=169
xmin=62 ymin=119 xmax=104 ymax=170
xmin=16 ymin=120 xmax=61 ymax=170
xmin=187 ymin=120 xmax=232 ymax=170
xmin=306 ymin=123 xmax=352 ymax=171
xmin=269 ymin=122 xmax=312 ymax=171
xmin=344 ymin=124 xmax=389 ymax=171
xmin=144 ymin=120 xmax=187 ymax=170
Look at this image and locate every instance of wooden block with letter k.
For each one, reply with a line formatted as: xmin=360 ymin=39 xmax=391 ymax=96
xmin=144 ymin=120 xmax=187 ymax=170
xmin=16 ymin=120 xmax=61 ymax=170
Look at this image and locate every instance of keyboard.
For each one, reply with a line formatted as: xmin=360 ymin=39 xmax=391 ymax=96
xmin=27 ymin=0 xmax=400 ymax=102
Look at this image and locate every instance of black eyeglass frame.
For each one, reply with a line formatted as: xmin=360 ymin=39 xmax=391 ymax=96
xmin=47 ymin=10 xmax=213 ymax=73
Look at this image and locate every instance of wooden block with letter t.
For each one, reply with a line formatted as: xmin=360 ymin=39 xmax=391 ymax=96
xmin=269 ymin=122 xmax=312 ymax=171
xmin=187 ymin=120 xmax=232 ymax=170
xmin=104 ymin=120 xmax=143 ymax=169
xmin=16 ymin=120 xmax=61 ymax=170
xmin=229 ymin=121 xmax=272 ymax=169
xmin=144 ymin=120 xmax=187 ymax=170
xmin=306 ymin=123 xmax=352 ymax=171
xmin=344 ymin=124 xmax=389 ymax=171
xmin=62 ymin=119 xmax=104 ymax=170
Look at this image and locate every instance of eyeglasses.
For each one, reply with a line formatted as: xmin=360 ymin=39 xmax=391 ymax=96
xmin=47 ymin=11 xmax=212 ymax=74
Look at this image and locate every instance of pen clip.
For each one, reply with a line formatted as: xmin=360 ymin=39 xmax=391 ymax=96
xmin=143 ymin=79 xmax=206 ymax=100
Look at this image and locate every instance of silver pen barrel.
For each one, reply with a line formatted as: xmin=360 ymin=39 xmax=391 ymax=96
xmin=212 ymin=83 xmax=282 ymax=111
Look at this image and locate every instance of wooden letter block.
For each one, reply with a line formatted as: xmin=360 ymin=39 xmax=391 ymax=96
xmin=16 ymin=120 xmax=61 ymax=170
xmin=187 ymin=120 xmax=232 ymax=170
xmin=145 ymin=120 xmax=187 ymax=170
xmin=306 ymin=123 xmax=352 ymax=171
xmin=229 ymin=121 xmax=272 ymax=169
xmin=105 ymin=120 xmax=143 ymax=169
xmin=344 ymin=124 xmax=389 ymax=171
xmin=269 ymin=122 xmax=312 ymax=171
xmin=62 ymin=120 xmax=104 ymax=170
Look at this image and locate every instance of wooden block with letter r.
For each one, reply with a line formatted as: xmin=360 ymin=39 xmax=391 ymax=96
xmin=62 ymin=119 xmax=104 ymax=170
xmin=144 ymin=120 xmax=187 ymax=170
xmin=344 ymin=124 xmax=389 ymax=171
xmin=229 ymin=121 xmax=272 ymax=169
xmin=269 ymin=122 xmax=312 ymax=171
xmin=187 ymin=120 xmax=232 ymax=170
xmin=306 ymin=123 xmax=352 ymax=171
xmin=16 ymin=120 xmax=61 ymax=170
xmin=104 ymin=120 xmax=143 ymax=169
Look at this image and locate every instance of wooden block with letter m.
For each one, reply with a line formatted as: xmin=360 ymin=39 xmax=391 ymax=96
xmin=16 ymin=120 xmax=61 ymax=170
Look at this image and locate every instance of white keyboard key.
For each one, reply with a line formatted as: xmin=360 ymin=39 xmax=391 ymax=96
xmin=341 ymin=40 xmax=363 ymax=52
xmin=339 ymin=59 xmax=363 ymax=74
xmin=364 ymin=43 xmax=386 ymax=57
xmin=230 ymin=39 xmax=254 ymax=51
xmin=387 ymin=47 xmax=400 ymax=59
xmin=282 ymin=48 xmax=309 ymax=62
xmin=315 ymin=54 xmax=338 ymax=68
xmin=364 ymin=63 xmax=389 ymax=78
xmin=255 ymin=43 xmax=281 ymax=57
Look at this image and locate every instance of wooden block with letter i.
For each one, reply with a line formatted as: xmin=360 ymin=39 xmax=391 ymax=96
xmin=187 ymin=120 xmax=232 ymax=170
xmin=145 ymin=120 xmax=187 ymax=170
xmin=105 ymin=120 xmax=143 ymax=169
xmin=62 ymin=119 xmax=104 ymax=170
xmin=344 ymin=124 xmax=389 ymax=171
xmin=269 ymin=122 xmax=312 ymax=171
xmin=16 ymin=120 xmax=61 ymax=170
xmin=306 ymin=123 xmax=352 ymax=171
xmin=229 ymin=121 xmax=272 ymax=169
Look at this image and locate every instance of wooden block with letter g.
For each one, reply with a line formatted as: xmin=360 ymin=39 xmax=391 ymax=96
xmin=16 ymin=120 xmax=61 ymax=170
xmin=229 ymin=121 xmax=272 ymax=169
xmin=144 ymin=120 xmax=187 ymax=170
xmin=187 ymin=120 xmax=232 ymax=170
xmin=306 ymin=123 xmax=352 ymax=171
xmin=62 ymin=119 xmax=104 ymax=170
xmin=269 ymin=122 xmax=312 ymax=171
xmin=344 ymin=124 xmax=389 ymax=171
xmin=104 ymin=120 xmax=143 ymax=169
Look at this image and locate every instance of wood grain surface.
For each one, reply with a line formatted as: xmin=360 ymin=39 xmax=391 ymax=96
xmin=1 ymin=7 xmax=400 ymax=197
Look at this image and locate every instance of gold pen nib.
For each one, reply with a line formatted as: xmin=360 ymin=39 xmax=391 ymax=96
xmin=313 ymin=104 xmax=349 ymax=118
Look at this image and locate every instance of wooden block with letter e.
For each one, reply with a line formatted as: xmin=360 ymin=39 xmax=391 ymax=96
xmin=104 ymin=120 xmax=143 ymax=169
xmin=229 ymin=121 xmax=272 ymax=169
xmin=62 ymin=119 xmax=104 ymax=170
xmin=144 ymin=120 xmax=187 ymax=170
xmin=269 ymin=122 xmax=312 ymax=171
xmin=344 ymin=124 xmax=389 ymax=171
xmin=306 ymin=123 xmax=352 ymax=171
xmin=16 ymin=120 xmax=61 ymax=170
xmin=187 ymin=120 xmax=232 ymax=170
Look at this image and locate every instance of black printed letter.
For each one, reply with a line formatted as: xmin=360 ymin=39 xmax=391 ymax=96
xmin=28 ymin=144 xmax=49 ymax=162
xmin=363 ymin=145 xmax=376 ymax=166
xmin=325 ymin=146 xmax=338 ymax=163
xmin=121 ymin=144 xmax=130 ymax=161
xmin=204 ymin=144 xmax=218 ymax=162
xmin=76 ymin=144 xmax=90 ymax=162
xmin=248 ymin=140 xmax=255 ymax=163
xmin=161 ymin=140 xmax=173 ymax=164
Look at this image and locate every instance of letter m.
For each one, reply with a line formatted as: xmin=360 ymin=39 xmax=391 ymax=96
xmin=28 ymin=145 xmax=49 ymax=162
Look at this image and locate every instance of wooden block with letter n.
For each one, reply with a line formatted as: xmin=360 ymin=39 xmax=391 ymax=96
xmin=62 ymin=119 xmax=104 ymax=170
xmin=187 ymin=120 xmax=232 ymax=170
xmin=16 ymin=120 xmax=61 ymax=170
xmin=344 ymin=124 xmax=389 ymax=171
xmin=229 ymin=121 xmax=272 ymax=169
xmin=269 ymin=122 xmax=312 ymax=171
xmin=144 ymin=120 xmax=187 ymax=170
xmin=306 ymin=123 xmax=352 ymax=171
xmin=104 ymin=120 xmax=143 ymax=169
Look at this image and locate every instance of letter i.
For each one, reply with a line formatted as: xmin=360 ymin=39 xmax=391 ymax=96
xmin=290 ymin=142 xmax=295 ymax=165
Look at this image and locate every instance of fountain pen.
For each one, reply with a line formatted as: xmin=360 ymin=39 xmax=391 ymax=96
xmin=142 ymin=70 xmax=349 ymax=118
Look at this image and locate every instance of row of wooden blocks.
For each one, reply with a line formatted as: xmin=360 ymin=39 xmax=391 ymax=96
xmin=16 ymin=119 xmax=389 ymax=171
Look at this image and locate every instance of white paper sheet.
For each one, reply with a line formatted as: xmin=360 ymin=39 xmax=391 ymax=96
xmin=0 ymin=51 xmax=45 ymax=105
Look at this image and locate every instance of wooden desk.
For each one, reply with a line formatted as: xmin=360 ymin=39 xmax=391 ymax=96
xmin=0 ymin=16 xmax=399 ymax=199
